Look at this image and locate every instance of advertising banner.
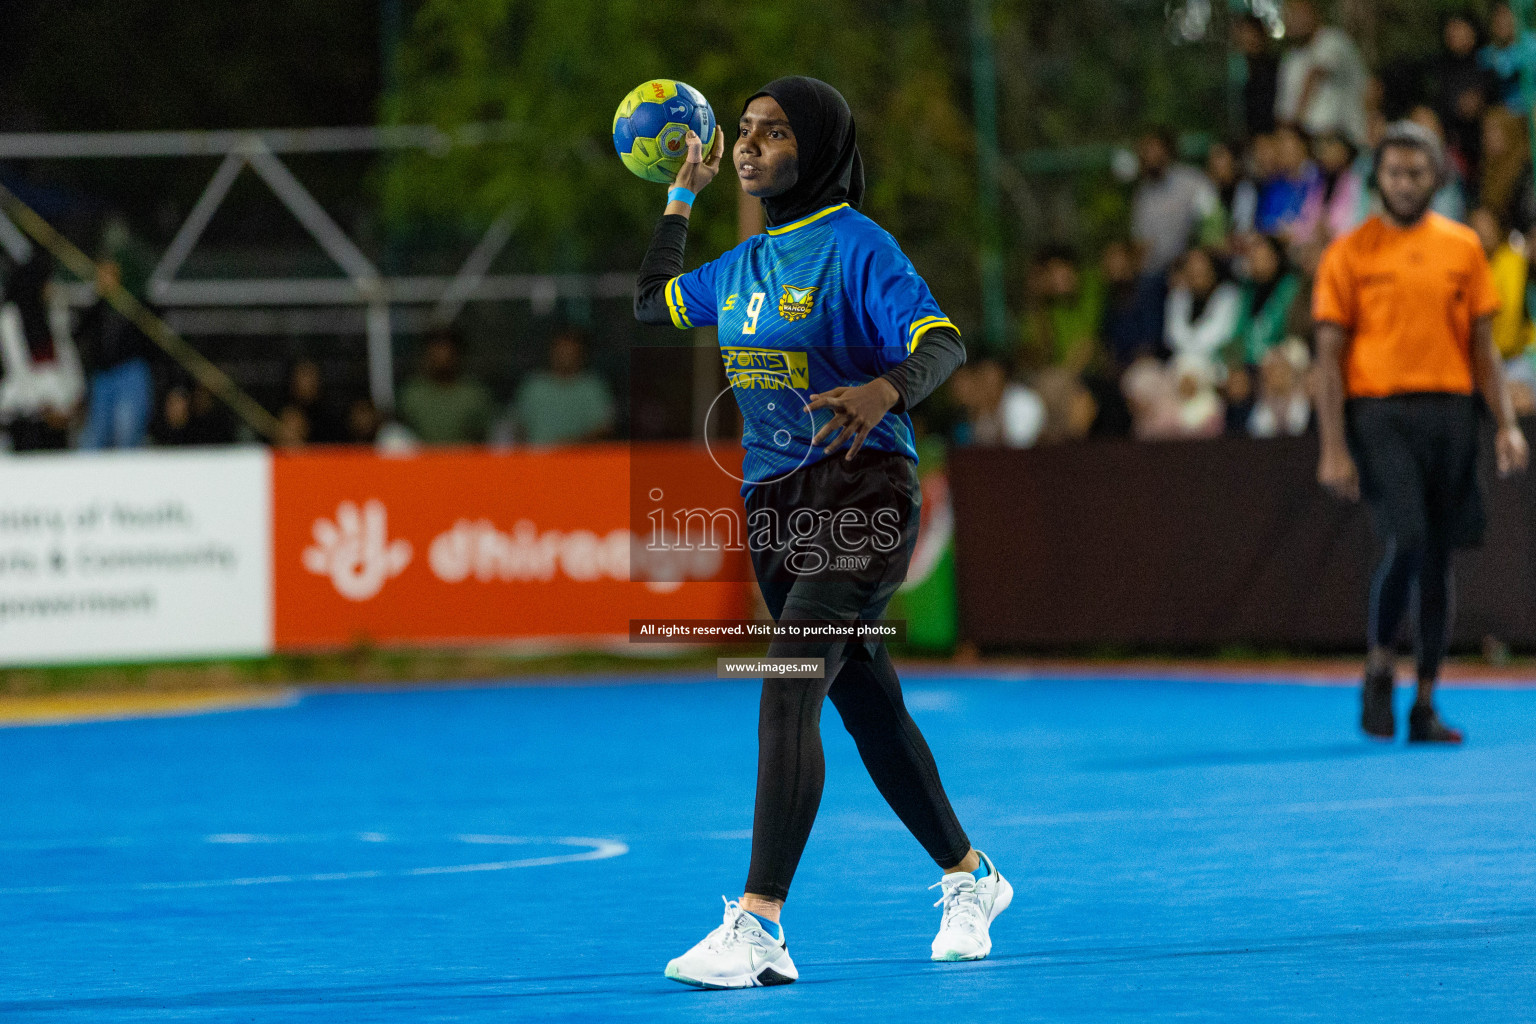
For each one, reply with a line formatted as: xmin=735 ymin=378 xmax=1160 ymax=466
xmin=0 ymin=448 xmax=272 ymax=665
xmin=272 ymin=445 xmax=748 ymax=649
xmin=950 ymin=431 xmax=1536 ymax=649
xmin=885 ymin=438 xmax=958 ymax=652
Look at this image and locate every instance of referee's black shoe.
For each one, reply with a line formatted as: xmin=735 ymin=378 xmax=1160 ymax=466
xmin=1360 ymin=668 xmax=1395 ymax=740
xmin=1408 ymin=704 xmax=1464 ymax=744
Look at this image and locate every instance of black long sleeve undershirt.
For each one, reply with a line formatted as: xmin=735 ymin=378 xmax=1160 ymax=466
xmin=633 ymin=213 xmax=966 ymax=412
xmin=879 ymin=324 xmax=965 ymax=413
xmin=634 ymin=214 xmax=690 ymax=326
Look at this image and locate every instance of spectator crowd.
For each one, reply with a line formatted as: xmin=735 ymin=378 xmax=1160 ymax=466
xmin=953 ymin=0 xmax=1536 ymax=449
xmin=4 ymin=0 xmax=1535 ymax=457
xmin=0 ymin=236 xmax=616 ymax=453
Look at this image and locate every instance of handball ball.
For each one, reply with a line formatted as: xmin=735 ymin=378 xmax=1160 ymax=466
xmin=612 ymin=79 xmax=719 ymax=184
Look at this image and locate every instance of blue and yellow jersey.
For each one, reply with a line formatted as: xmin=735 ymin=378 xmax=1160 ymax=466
xmin=665 ymin=203 xmax=957 ymax=494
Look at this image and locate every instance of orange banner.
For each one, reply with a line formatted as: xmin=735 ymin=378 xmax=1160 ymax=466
xmin=272 ymin=445 xmax=749 ymax=649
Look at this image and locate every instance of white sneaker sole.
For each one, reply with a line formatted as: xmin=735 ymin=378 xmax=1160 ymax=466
xmin=932 ymin=872 xmax=1013 ymax=962
xmin=664 ymin=955 xmax=798 ymax=989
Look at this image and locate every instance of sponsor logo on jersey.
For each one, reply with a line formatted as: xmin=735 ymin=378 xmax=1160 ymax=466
xmin=777 ymin=285 xmax=818 ymax=322
xmin=721 ymin=347 xmax=809 ymax=390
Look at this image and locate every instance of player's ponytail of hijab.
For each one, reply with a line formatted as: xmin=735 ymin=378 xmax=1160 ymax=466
xmin=743 ymin=77 xmax=865 ymax=227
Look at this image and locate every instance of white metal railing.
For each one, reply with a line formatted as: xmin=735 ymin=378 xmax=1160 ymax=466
xmin=0 ymin=124 xmax=623 ymax=413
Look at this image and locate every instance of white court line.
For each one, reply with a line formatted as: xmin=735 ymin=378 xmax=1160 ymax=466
xmin=0 ymin=837 xmax=627 ymax=896
xmin=456 ymin=833 xmax=537 ymax=844
xmin=666 ymin=792 xmax=1536 ymax=843
xmin=206 ymin=833 xmax=289 ymax=844
xmin=206 ymin=832 xmax=392 ymax=844
xmin=0 ymin=831 xmax=562 ymax=852
xmin=989 ymin=791 xmax=1535 ymax=828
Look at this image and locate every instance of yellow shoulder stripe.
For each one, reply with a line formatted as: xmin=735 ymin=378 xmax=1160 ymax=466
xmin=665 ymin=276 xmax=692 ymax=330
xmin=909 ymin=317 xmax=958 ymax=353
xmin=908 ymin=315 xmax=947 ymax=339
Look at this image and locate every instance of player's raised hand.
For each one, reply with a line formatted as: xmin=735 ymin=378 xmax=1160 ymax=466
xmin=806 ymin=379 xmax=901 ymax=461
xmin=1497 ymin=424 xmax=1529 ymax=477
xmin=673 ymin=128 xmax=724 ymax=194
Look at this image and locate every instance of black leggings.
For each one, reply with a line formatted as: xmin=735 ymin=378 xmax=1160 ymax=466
xmin=1369 ymin=534 xmax=1454 ymax=683
xmin=744 ymin=638 xmax=971 ymax=902
xmin=742 ymin=451 xmax=971 ymax=902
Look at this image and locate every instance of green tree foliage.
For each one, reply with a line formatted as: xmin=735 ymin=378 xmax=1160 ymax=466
xmin=384 ymin=0 xmax=981 ymax=325
xmin=995 ymin=0 xmax=1226 ymax=151
xmin=1372 ymin=0 xmax=1502 ymax=72
xmin=384 ymin=0 xmax=1518 ymax=336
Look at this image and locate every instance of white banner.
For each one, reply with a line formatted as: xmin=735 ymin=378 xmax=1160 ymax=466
xmin=0 ymin=448 xmax=272 ymax=664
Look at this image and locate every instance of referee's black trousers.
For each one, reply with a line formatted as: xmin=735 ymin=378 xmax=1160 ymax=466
xmin=1369 ymin=534 xmax=1453 ymax=683
xmin=742 ymin=452 xmax=972 ymax=903
xmin=1347 ymin=394 xmax=1484 ymax=683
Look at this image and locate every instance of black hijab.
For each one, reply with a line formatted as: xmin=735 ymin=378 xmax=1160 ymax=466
xmin=743 ymin=76 xmax=865 ymax=227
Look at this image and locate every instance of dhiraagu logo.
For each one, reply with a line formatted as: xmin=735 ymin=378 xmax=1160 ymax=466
xmin=721 ymin=348 xmax=809 ymax=391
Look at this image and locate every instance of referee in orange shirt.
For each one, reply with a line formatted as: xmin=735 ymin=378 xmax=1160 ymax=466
xmin=1314 ymin=121 xmax=1529 ymax=743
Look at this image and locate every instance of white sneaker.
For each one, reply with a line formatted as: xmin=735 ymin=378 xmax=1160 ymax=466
xmin=664 ymin=897 xmax=798 ymax=989
xmin=930 ymin=850 xmax=1012 ymax=961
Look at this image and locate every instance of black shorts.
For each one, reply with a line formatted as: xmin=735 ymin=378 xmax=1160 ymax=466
xmin=745 ymin=449 xmax=920 ymax=658
xmin=1345 ymin=393 xmax=1485 ymax=550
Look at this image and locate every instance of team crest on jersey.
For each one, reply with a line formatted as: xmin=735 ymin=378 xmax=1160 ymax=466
xmin=778 ymin=285 xmax=818 ymax=322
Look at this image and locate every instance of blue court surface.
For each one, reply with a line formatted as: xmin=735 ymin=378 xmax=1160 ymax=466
xmin=2 ymin=670 xmax=1534 ymax=1022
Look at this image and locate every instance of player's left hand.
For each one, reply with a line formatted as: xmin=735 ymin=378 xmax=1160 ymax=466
xmin=806 ymin=379 xmax=900 ymax=460
xmin=1496 ymin=424 xmax=1529 ymax=477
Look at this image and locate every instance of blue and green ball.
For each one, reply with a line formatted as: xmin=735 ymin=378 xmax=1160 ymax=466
xmin=612 ymin=79 xmax=719 ymax=184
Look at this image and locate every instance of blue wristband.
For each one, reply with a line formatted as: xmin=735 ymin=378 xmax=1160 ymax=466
xmin=667 ymin=186 xmax=696 ymax=207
